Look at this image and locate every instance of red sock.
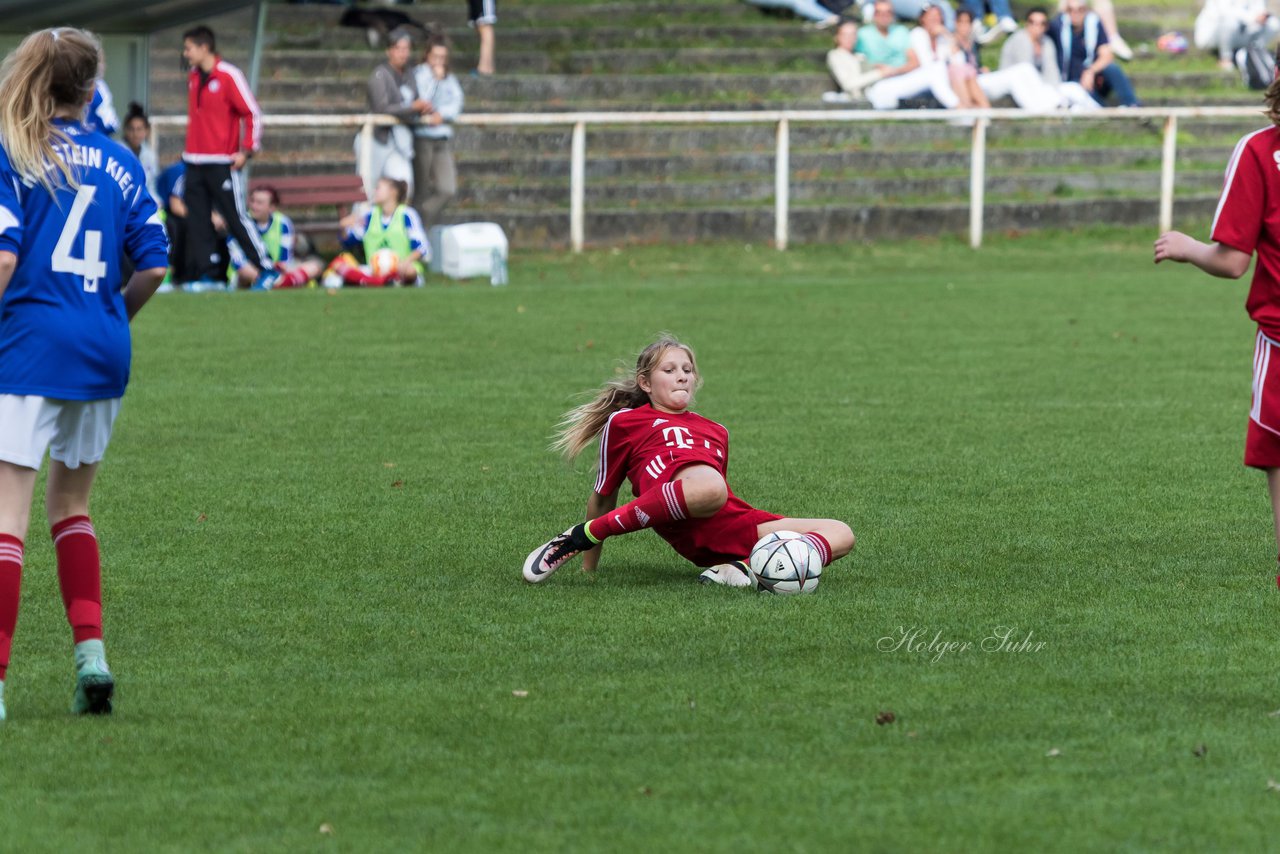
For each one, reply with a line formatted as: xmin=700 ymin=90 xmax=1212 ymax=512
xmin=0 ymin=534 xmax=23 ymax=681
xmin=52 ymin=516 xmax=102 ymax=644
xmin=801 ymin=532 xmax=833 ymax=567
xmin=341 ymin=267 xmax=387 ymax=287
xmin=278 ymin=268 xmax=310 ymax=288
xmin=587 ymin=480 xmax=689 ymax=541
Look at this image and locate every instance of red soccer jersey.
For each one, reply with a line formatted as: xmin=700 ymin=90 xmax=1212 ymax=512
xmin=1212 ymin=126 xmax=1280 ymax=340
xmin=183 ymin=58 xmax=262 ymax=163
xmin=594 ymin=404 xmax=729 ymax=498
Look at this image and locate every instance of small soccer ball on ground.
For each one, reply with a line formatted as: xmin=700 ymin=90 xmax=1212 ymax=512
xmin=370 ymin=248 xmax=399 ymax=279
xmin=748 ymin=530 xmax=822 ymax=594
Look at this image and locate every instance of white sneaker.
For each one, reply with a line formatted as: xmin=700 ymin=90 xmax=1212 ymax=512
xmin=975 ymin=21 xmax=1000 ymax=45
xmin=1111 ymin=36 xmax=1133 ymax=61
xmin=698 ymin=561 xmax=755 ymax=588
xmin=822 ymin=91 xmax=855 ymax=104
xmin=998 ymin=16 xmax=1018 ymax=33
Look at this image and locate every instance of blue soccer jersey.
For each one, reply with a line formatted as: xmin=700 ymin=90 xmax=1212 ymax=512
xmin=0 ymin=119 xmax=169 ymax=400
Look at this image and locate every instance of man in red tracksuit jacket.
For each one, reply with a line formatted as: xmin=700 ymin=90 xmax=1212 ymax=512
xmin=180 ymin=25 xmax=277 ymax=289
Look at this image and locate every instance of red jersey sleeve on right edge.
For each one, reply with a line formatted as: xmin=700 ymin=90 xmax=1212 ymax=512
xmin=1212 ymin=133 xmax=1266 ymax=256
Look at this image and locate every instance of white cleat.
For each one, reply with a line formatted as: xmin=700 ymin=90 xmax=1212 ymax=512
xmin=698 ymin=560 xmax=755 ymax=588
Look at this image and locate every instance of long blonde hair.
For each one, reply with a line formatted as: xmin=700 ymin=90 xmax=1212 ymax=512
xmin=551 ymin=335 xmax=703 ymax=460
xmin=0 ymin=27 xmax=101 ymax=194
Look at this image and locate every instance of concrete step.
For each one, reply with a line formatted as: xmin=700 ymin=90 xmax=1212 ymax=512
xmin=438 ymin=168 xmax=1226 ymax=209
xmin=241 ymin=142 xmax=1235 ymax=183
xmin=422 ymin=194 xmax=1220 ymax=247
xmin=189 ymin=116 xmax=1212 ymax=156
xmin=236 ymin=47 xmax=833 ymax=77
xmin=267 ymin=23 xmax=837 ymax=51
xmin=230 ymin=71 xmax=1249 ymax=108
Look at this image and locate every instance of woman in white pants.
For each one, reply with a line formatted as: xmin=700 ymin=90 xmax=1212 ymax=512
xmin=867 ymin=5 xmax=961 ymax=109
xmin=998 ymin=9 xmax=1099 ymax=110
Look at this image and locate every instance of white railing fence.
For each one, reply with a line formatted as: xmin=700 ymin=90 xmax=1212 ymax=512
xmin=150 ymin=106 xmax=1265 ymax=252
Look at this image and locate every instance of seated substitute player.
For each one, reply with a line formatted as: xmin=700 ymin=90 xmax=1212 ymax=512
xmin=228 ymin=185 xmax=323 ymax=290
xmin=325 ymin=177 xmax=428 ymax=287
xmin=1154 ymin=74 xmax=1280 ymax=581
xmin=522 ymin=336 xmax=856 ymax=586
xmin=0 ymin=27 xmax=169 ymax=722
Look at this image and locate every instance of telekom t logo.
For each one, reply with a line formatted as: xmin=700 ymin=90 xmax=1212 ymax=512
xmin=662 ymin=426 xmax=693 ymax=448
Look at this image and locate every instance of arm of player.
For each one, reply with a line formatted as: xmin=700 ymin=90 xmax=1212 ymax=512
xmin=0 ymin=250 xmax=16 ymax=302
xmin=122 ymin=267 xmax=169 ymax=320
xmin=581 ymin=489 xmax=618 ymax=572
xmin=1153 ymin=232 xmax=1252 ymax=279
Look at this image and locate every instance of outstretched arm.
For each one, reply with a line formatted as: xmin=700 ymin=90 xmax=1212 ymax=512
xmin=581 ymin=488 xmax=618 ymax=572
xmin=1154 ymin=232 xmax=1252 ymax=279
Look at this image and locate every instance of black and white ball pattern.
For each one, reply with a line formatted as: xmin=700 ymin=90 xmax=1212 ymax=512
xmin=748 ymin=531 xmax=822 ymax=594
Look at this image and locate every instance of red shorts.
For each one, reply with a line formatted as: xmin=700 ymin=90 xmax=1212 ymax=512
xmin=1246 ymin=330 xmax=1280 ymax=469
xmin=653 ymin=487 xmax=783 ymax=567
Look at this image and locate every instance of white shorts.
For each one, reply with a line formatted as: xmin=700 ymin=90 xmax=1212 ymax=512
xmin=0 ymin=395 xmax=122 ymax=470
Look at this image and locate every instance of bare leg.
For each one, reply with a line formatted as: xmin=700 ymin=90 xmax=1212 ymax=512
xmin=758 ymin=516 xmax=855 ymax=560
xmin=0 ymin=461 xmax=38 ymax=541
xmin=45 ymin=460 xmax=98 ymax=527
xmin=1267 ymin=469 xmax=1280 ymax=563
xmin=672 ymin=464 xmax=729 ymax=518
xmin=476 ymin=23 xmax=495 ymax=75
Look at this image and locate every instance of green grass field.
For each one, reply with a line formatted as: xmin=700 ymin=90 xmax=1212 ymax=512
xmin=0 ymin=227 xmax=1276 ymax=851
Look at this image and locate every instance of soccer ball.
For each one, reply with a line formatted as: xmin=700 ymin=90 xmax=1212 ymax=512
xmin=370 ymin=248 xmax=399 ymax=279
xmin=748 ymin=531 xmax=822 ymax=595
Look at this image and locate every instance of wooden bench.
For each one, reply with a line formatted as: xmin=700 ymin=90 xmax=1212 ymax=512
xmin=249 ymin=174 xmax=367 ymax=241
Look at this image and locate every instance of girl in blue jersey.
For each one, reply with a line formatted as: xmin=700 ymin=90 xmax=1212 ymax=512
xmin=0 ymin=28 xmax=169 ymax=723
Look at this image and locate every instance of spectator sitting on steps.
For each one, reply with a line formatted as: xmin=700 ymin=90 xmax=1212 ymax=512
xmin=1193 ymin=0 xmax=1280 ymax=71
xmin=228 ymin=186 xmax=324 ymax=290
xmin=1047 ymin=0 xmax=1140 ymax=106
xmin=948 ymin=9 xmax=992 ymax=109
xmin=825 ymin=19 xmax=885 ymax=101
xmin=999 ymin=7 xmax=1099 ymax=110
xmin=858 ymin=0 xmax=960 ymax=110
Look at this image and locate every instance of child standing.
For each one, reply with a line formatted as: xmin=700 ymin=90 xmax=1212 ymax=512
xmin=0 ymin=28 xmax=170 ymax=721
xmin=412 ymin=36 xmax=464 ymax=228
xmin=1154 ymin=74 xmax=1280 ymax=579
xmin=523 ymin=337 xmax=855 ymax=586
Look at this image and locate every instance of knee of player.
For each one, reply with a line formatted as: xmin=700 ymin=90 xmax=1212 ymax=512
xmin=685 ymin=478 xmax=728 ymax=517
xmin=829 ymin=522 xmax=856 ymax=558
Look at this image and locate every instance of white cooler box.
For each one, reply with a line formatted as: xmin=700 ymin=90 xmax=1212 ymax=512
xmin=438 ymin=222 xmax=508 ymax=280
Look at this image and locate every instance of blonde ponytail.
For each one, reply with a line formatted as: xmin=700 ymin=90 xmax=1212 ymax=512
xmin=550 ymin=335 xmax=702 ymax=460
xmin=0 ymin=28 xmax=101 ymax=194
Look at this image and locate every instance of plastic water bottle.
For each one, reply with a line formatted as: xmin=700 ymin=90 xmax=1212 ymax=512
xmin=490 ymin=248 xmax=508 ymax=286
